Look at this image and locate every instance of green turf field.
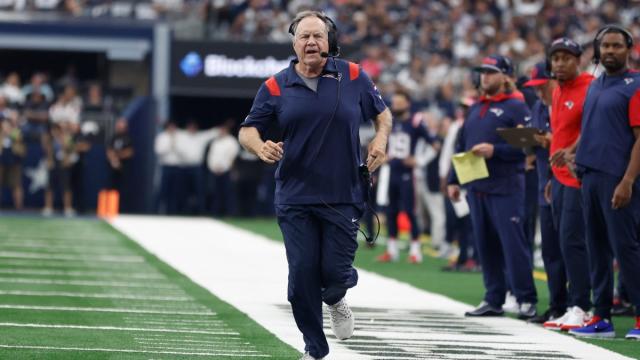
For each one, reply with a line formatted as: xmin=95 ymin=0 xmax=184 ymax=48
xmin=0 ymin=217 xmax=299 ymax=359
xmin=225 ymin=217 xmax=640 ymax=360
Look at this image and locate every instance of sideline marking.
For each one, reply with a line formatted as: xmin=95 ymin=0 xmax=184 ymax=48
xmin=0 ymin=290 xmax=191 ymax=301
xmin=0 ymin=345 xmax=269 ymax=357
xmin=0 ymin=323 xmax=239 ymax=335
xmin=0 ymin=305 xmax=216 ymax=316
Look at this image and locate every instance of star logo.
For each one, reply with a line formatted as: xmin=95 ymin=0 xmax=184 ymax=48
xmin=564 ymin=101 xmax=574 ymax=109
xmin=25 ymin=159 xmax=48 ymax=194
xmin=624 ymin=78 xmax=634 ymax=85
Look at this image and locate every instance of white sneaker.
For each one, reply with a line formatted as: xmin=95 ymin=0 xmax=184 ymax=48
xmin=560 ymin=306 xmax=590 ymax=331
xmin=327 ymin=298 xmax=354 ymax=340
xmin=502 ymin=292 xmax=519 ymax=314
xmin=300 ymin=352 xmax=323 ymax=360
xmin=544 ymin=307 xmax=571 ymax=330
xmin=42 ymin=207 xmax=53 ymax=217
xmin=64 ymin=208 xmax=76 ymax=218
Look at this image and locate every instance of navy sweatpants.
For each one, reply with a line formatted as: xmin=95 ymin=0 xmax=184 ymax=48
xmin=581 ymin=170 xmax=640 ymax=318
xmin=539 ymin=205 xmax=568 ymax=312
xmin=276 ymin=204 xmax=362 ymax=359
xmin=551 ymin=178 xmax=592 ymax=311
xmin=467 ymin=191 xmax=537 ymax=307
xmin=387 ymin=174 xmax=419 ymax=239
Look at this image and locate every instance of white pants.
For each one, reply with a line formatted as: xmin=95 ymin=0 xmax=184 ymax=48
xmin=421 ymin=190 xmax=446 ymax=247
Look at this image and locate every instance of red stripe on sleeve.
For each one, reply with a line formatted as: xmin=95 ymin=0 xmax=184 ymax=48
xmin=265 ymin=76 xmax=281 ymax=96
xmin=348 ymin=62 xmax=359 ymax=81
xmin=629 ymin=88 xmax=640 ymax=127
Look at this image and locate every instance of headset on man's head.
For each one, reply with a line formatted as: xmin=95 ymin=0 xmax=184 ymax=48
xmin=592 ymin=24 xmax=634 ymax=65
xmin=288 ymin=11 xmax=340 ymax=58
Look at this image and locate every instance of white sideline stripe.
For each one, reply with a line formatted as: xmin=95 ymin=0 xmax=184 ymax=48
xmin=0 ymin=345 xmax=268 ymax=357
xmin=0 ymin=305 xmax=216 ymax=316
xmin=0 ymin=268 xmax=164 ymax=279
xmin=0 ymin=290 xmax=191 ymax=301
xmin=0 ymin=251 xmax=144 ymax=263
xmin=134 ymin=338 xmax=238 ymax=344
xmin=0 ymin=277 xmax=179 ymax=289
xmin=0 ymin=241 xmax=126 ymax=251
xmin=111 ymin=216 xmax=635 ymax=360
xmin=0 ymin=323 xmax=239 ymax=335
xmin=0 ymin=260 xmax=155 ymax=270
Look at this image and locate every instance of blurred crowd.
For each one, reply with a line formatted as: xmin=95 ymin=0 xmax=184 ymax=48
xmin=0 ymin=70 xmax=122 ymax=215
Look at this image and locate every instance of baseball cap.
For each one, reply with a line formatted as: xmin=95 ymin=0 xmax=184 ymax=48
xmin=473 ymin=55 xmax=514 ymax=76
xmin=549 ymin=37 xmax=583 ymax=57
xmin=523 ymin=61 xmax=553 ymax=87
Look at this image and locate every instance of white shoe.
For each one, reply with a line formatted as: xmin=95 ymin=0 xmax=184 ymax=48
xmin=544 ymin=307 xmax=571 ymax=330
xmin=42 ymin=207 xmax=53 ymax=217
xmin=327 ymin=298 xmax=354 ymax=340
xmin=300 ymin=352 xmax=323 ymax=360
xmin=560 ymin=306 xmax=590 ymax=331
xmin=502 ymin=292 xmax=519 ymax=314
xmin=64 ymin=208 xmax=76 ymax=218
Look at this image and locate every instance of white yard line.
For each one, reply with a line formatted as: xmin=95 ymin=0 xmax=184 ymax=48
xmin=0 ymin=304 xmax=216 ymax=316
xmin=0 ymin=277 xmax=179 ymax=289
xmin=0 ymin=251 xmax=144 ymax=263
xmin=0 ymin=344 xmax=269 ymax=357
xmin=0 ymin=268 xmax=164 ymax=279
xmin=0 ymin=290 xmax=191 ymax=301
xmin=112 ymin=216 xmax=634 ymax=360
xmin=0 ymin=322 xmax=239 ymax=335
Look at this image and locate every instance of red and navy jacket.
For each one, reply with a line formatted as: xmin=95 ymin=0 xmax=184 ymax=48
xmin=576 ymin=70 xmax=640 ymax=179
xmin=241 ymin=58 xmax=387 ymax=205
xmin=550 ymin=72 xmax=594 ymax=188
xmin=449 ymin=92 xmax=531 ymax=194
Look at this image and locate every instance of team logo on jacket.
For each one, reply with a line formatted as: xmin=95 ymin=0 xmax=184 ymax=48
xmin=489 ymin=108 xmax=504 ymax=117
xmin=524 ymin=116 xmax=531 ymax=123
xmin=624 ymin=78 xmax=634 ymax=85
xmin=564 ymin=101 xmax=574 ymax=109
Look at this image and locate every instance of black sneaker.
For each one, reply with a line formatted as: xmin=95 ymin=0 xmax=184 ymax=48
xmin=528 ymin=308 xmax=564 ymax=324
xmin=612 ymin=299 xmax=634 ymax=317
xmin=465 ymin=301 xmax=504 ymax=317
xmin=517 ymin=302 xmax=537 ymax=320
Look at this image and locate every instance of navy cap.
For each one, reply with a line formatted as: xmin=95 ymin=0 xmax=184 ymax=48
xmin=523 ymin=61 xmax=552 ymax=87
xmin=549 ymin=37 xmax=583 ymax=57
xmin=473 ymin=55 xmax=514 ymax=76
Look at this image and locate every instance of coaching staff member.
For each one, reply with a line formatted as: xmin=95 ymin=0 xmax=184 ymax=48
xmin=570 ymin=25 xmax=640 ymax=340
xmin=448 ymin=55 xmax=538 ymax=320
xmin=238 ymin=10 xmax=391 ymax=360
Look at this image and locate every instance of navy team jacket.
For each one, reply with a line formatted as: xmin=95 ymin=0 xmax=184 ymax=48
xmin=241 ymin=58 xmax=387 ymax=205
xmin=576 ymin=70 xmax=640 ymax=178
xmin=449 ymin=92 xmax=531 ymax=194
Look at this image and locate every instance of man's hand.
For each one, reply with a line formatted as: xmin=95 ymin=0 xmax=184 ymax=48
xmin=533 ymin=132 xmax=551 ymax=149
xmin=447 ymin=184 xmax=461 ymax=202
xmin=367 ymin=135 xmax=387 ymax=172
xmin=402 ymin=156 xmax=417 ymax=168
xmin=612 ymin=177 xmax=634 ymax=209
xmin=258 ymin=140 xmax=284 ymax=164
xmin=471 ymin=143 xmax=494 ymax=159
xmin=550 ymin=148 xmax=568 ymax=167
xmin=544 ymin=180 xmax=552 ymax=204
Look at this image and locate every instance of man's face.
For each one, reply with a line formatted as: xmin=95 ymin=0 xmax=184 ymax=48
xmin=480 ymin=70 xmax=504 ymax=95
xmin=533 ymin=80 xmax=557 ymax=106
xmin=391 ymin=94 xmax=410 ymax=117
xmin=293 ymin=16 xmax=329 ymax=68
xmin=550 ymin=50 xmax=579 ymax=82
xmin=599 ymin=32 xmax=629 ymax=73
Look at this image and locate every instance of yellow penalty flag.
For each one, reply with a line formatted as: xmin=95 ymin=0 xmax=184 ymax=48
xmin=451 ymin=151 xmax=489 ymax=185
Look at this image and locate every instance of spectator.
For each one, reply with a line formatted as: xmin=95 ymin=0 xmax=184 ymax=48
xmin=1 ymin=72 xmax=25 ymax=106
xmin=0 ymin=116 xmax=25 ymax=210
xmin=154 ymin=120 xmax=181 ymax=214
xmin=49 ymin=83 xmax=82 ymax=126
xmin=106 ymin=118 xmax=134 ymax=201
xmin=43 ymin=123 xmax=77 ymax=216
xmin=206 ymin=118 xmax=239 ymax=217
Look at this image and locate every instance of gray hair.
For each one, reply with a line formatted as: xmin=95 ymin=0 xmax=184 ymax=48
xmin=289 ymin=10 xmax=332 ymax=37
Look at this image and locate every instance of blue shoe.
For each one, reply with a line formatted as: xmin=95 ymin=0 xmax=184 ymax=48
xmin=569 ymin=317 xmax=615 ymax=338
xmin=625 ymin=328 xmax=640 ymax=340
